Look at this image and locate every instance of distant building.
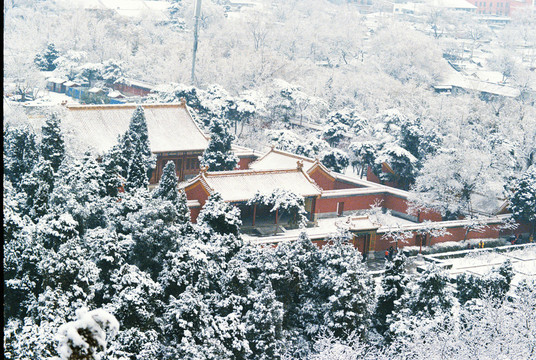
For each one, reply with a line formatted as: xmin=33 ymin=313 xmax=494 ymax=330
xmin=466 ymin=0 xmax=535 ymax=16
xmin=112 ymin=78 xmax=155 ymax=97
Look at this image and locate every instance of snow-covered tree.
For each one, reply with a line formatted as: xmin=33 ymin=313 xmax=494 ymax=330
xmin=373 ymin=253 xmax=409 ymax=338
xmin=201 ymin=117 xmax=239 ymax=171
xmin=21 ymin=159 xmax=55 ymax=219
xmin=321 ymin=148 xmax=349 ymax=173
xmin=40 ymin=113 xmax=65 ymax=173
xmin=152 ymin=160 xmax=192 ymax=229
xmin=4 ymin=126 xmax=39 ymax=187
xmin=101 ymin=59 xmax=124 ymax=85
xmin=197 ymin=192 xmax=242 ymax=236
xmin=456 ymin=260 xmax=514 ymax=305
xmin=34 ymin=43 xmax=60 ymax=71
xmin=56 ymin=308 xmax=119 ymax=360
xmin=315 ymin=236 xmax=374 ymax=340
xmin=247 ymin=188 xmax=308 ymax=228
xmin=509 ymin=165 xmax=536 ymax=235
xmin=105 ymin=106 xmax=155 ymax=190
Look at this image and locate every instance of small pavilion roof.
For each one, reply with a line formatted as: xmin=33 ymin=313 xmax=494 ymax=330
xmin=185 ymin=167 xmax=322 ymax=203
xmin=249 ymin=147 xmax=316 ymax=171
xmin=63 ymin=102 xmax=209 ymax=155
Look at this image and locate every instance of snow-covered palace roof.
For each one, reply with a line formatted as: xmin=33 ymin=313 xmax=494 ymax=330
xmin=249 ymin=147 xmax=316 ymax=172
xmin=185 ymin=168 xmax=322 ymax=203
xmin=64 ymin=103 xmax=209 ymax=155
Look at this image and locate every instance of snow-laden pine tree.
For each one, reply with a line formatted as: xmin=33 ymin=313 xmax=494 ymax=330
xmin=125 ymin=150 xmax=149 ymax=191
xmin=197 ymin=192 xmax=242 ymax=237
xmin=201 ymin=117 xmax=238 ymax=171
xmin=4 ymin=126 xmax=39 ymax=187
xmin=321 ymin=148 xmax=349 ymax=173
xmin=373 ymin=252 xmax=409 ymax=337
xmin=56 ymin=308 xmax=119 ymax=360
xmin=104 ymin=106 xmax=155 ymax=188
xmin=107 ymin=264 xmax=163 ymax=360
xmin=123 ymin=195 xmax=183 ymax=279
xmin=389 ymin=264 xmax=454 ymax=348
xmin=456 ymin=259 xmax=514 ymax=304
xmin=509 ymin=165 xmax=536 ymax=236
xmin=315 ymin=234 xmax=374 ymax=341
xmin=21 ymin=159 xmax=55 ymax=219
xmin=40 ymin=113 xmax=65 ymax=173
xmin=49 ymin=154 xmax=109 ymax=234
xmin=152 ymin=160 xmax=192 ymax=231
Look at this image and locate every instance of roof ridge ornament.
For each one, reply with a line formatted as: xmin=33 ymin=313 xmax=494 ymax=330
xmin=297 ymin=160 xmax=304 ymax=170
xmin=200 ymin=165 xmax=208 ymax=174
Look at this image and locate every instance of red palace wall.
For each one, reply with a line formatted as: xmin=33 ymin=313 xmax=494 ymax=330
xmin=316 ymin=194 xmax=383 ymax=214
xmin=383 ymin=194 xmax=409 ymax=215
xmin=418 ymin=210 xmax=443 ymax=222
xmin=334 ymin=179 xmax=362 ymax=190
xmin=185 ymin=183 xmax=209 ymax=222
xmin=189 ymin=207 xmax=202 ymax=223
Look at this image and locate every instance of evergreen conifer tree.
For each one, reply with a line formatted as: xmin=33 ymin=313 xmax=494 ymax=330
xmin=21 ymin=159 xmax=55 ymax=219
xmin=201 ymin=118 xmax=238 ymax=171
xmin=509 ymin=165 xmax=536 ymax=236
xmin=152 ymin=160 xmax=192 ymax=230
xmin=125 ymin=151 xmax=149 ymax=191
xmin=40 ymin=113 xmax=65 ymax=172
xmin=4 ymin=126 xmax=39 ymax=187
xmin=105 ymin=106 xmax=155 ymax=190
xmin=197 ymin=192 xmax=242 ymax=236
xmin=315 ymin=236 xmax=374 ymax=341
xmin=374 ymin=253 xmax=409 ymax=336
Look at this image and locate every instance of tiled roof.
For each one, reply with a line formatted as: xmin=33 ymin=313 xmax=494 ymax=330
xmin=188 ymin=168 xmax=322 ymax=202
xmin=249 ymin=147 xmax=316 ymax=171
xmin=64 ymin=103 xmax=209 ymax=154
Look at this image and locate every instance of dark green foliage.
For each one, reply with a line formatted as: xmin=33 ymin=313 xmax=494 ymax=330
xmin=197 ymin=192 xmax=242 ymax=236
xmin=4 ymin=126 xmax=40 ymax=187
xmin=509 ymin=166 xmax=536 ymax=234
xmin=40 ymin=113 xmax=65 ymax=172
xmin=374 ymin=253 xmax=409 ymax=335
xmin=408 ymin=265 xmax=453 ymax=317
xmin=456 ymin=260 xmax=514 ymax=304
xmin=21 ymin=160 xmax=55 ymax=219
xmin=152 ymin=161 xmax=193 ymax=231
xmin=34 ymin=43 xmax=59 ymax=71
xmin=105 ymin=106 xmax=155 ymax=191
xmin=49 ymin=154 xmax=109 ymax=234
xmin=126 ymin=200 xmax=183 ymax=279
xmin=201 ymin=118 xmax=238 ymax=171
xmin=125 ymin=151 xmax=149 ymax=191
xmin=321 ymin=148 xmax=349 ymax=173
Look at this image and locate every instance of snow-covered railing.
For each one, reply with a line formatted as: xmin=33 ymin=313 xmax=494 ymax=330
xmin=376 ymin=214 xmax=512 ymax=234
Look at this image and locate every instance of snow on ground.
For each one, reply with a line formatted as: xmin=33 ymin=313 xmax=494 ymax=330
xmin=426 ymin=245 xmax=536 ymax=288
xmin=21 ymin=91 xmax=79 ymax=108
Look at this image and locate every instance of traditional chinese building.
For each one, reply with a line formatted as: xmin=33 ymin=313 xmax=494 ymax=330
xmin=63 ymin=102 xmax=209 ymax=183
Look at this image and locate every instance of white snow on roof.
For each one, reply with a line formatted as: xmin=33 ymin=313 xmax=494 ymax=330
xmin=64 ymin=103 xmax=208 ymax=155
xmin=436 ymin=66 xmax=520 ymax=98
xmin=47 ymin=78 xmax=67 ymax=84
xmin=249 ymin=148 xmax=316 ymax=171
xmin=199 ymin=169 xmax=322 ymax=202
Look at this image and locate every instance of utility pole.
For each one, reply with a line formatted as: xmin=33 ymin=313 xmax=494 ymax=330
xmin=191 ymin=0 xmax=202 ymax=85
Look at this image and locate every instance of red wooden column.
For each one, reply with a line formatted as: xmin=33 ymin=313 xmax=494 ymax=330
xmin=275 ymin=209 xmax=279 ymax=225
xmin=252 ymin=204 xmax=257 ymax=226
